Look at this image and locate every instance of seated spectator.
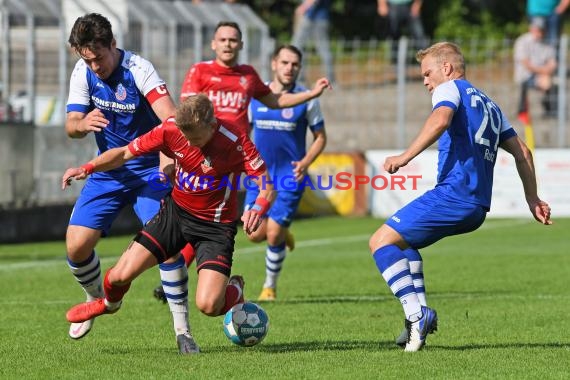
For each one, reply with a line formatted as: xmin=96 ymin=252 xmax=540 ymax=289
xmin=514 ymin=17 xmax=558 ymax=118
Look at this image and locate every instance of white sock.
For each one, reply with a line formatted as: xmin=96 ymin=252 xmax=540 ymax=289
xmin=67 ymin=250 xmax=103 ymax=301
xmin=380 ymin=257 xmax=422 ymax=321
xmin=409 ymin=260 xmax=427 ymax=306
xmin=104 ymin=299 xmax=122 ymax=311
xmin=159 ymin=256 xmax=190 ymax=335
xmin=263 ymin=243 xmax=286 ymax=289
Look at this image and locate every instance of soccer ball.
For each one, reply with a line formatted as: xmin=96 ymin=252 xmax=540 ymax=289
xmin=223 ymin=302 xmax=269 ymax=347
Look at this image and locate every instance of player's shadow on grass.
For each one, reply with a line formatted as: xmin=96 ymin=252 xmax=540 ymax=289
xmin=258 ymin=295 xmax=394 ymax=305
xmin=200 ymin=340 xmax=570 ymax=354
xmin=431 ymin=342 xmax=570 ymax=351
xmin=206 ymin=340 xmax=396 ymax=353
xmin=258 ymin=289 xmax=519 ymax=306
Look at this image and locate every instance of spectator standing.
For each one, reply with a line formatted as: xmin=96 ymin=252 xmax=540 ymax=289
xmin=291 ymin=0 xmax=335 ymax=84
xmin=527 ymin=0 xmax=570 ymax=46
xmin=377 ymin=0 xmax=427 ymax=53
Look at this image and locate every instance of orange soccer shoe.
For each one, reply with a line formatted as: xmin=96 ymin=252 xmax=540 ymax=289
xmin=66 ymin=298 xmax=120 ymax=323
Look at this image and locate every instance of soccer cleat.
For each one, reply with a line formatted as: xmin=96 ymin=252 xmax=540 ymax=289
xmin=176 ymin=333 xmax=200 ymax=354
xmin=258 ymin=287 xmax=276 ymax=302
xmin=395 ymin=311 xmax=438 ymax=347
xmin=69 ymin=319 xmax=94 ymax=340
xmin=395 ymin=325 xmax=409 ymax=347
xmin=228 ymin=275 xmax=245 ymax=304
xmin=404 ymin=306 xmax=438 ymax=352
xmin=153 ymin=284 xmax=167 ymax=304
xmin=285 ymin=230 xmax=295 ymax=251
xmin=66 ymin=298 xmax=120 ymax=323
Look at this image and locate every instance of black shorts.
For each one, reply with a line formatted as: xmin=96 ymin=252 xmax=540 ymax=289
xmin=134 ymin=194 xmax=237 ymax=276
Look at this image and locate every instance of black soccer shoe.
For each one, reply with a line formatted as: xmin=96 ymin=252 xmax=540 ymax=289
xmin=153 ymin=284 xmax=167 ymax=304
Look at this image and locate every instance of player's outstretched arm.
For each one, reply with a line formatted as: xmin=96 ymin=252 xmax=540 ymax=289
xmin=259 ymin=77 xmax=332 ymax=109
xmin=62 ymin=146 xmax=135 ymax=189
xmin=500 ymin=135 xmax=552 ymax=225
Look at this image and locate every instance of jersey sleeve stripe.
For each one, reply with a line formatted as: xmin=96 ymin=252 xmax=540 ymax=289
xmin=499 ymin=128 xmax=517 ymax=143
xmin=219 ymin=126 xmax=238 ymax=142
xmin=433 ymin=101 xmax=457 ymax=111
xmin=66 ymin=104 xmax=90 ymax=113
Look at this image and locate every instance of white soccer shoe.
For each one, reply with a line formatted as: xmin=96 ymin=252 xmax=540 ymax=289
xmin=404 ymin=306 xmax=438 ymax=352
xmin=395 ymin=307 xmax=438 ymax=347
xmin=69 ymin=319 xmax=94 ymax=339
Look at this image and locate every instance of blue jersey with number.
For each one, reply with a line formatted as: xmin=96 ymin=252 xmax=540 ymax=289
xmin=66 ymin=49 xmax=164 ymax=181
xmin=248 ymin=83 xmax=325 ymax=184
xmin=433 ymin=79 xmax=517 ymax=210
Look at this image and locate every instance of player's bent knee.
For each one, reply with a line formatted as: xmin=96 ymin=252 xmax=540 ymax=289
xmin=195 ymin=296 xmax=222 ymax=316
xmin=265 ymin=231 xmax=283 ymax=246
xmin=369 ymin=234 xmax=382 ymax=253
xmin=66 ymin=240 xmax=96 ymax=262
xmin=66 ymin=226 xmax=100 ymax=261
xmin=108 ymin=267 xmax=135 ymax=286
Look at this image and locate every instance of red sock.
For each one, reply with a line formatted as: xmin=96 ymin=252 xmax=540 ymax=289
xmin=220 ymin=283 xmax=242 ymax=315
xmin=103 ymin=269 xmax=131 ymax=303
xmin=181 ymin=244 xmax=196 ymax=267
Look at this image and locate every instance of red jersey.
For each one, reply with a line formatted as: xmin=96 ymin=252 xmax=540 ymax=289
xmin=128 ymin=118 xmax=266 ymax=223
xmin=179 ymin=61 xmax=271 ymax=131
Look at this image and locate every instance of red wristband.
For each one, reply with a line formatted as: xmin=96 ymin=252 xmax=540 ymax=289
xmin=81 ymin=163 xmax=95 ymax=175
xmin=251 ymin=198 xmax=270 ymax=217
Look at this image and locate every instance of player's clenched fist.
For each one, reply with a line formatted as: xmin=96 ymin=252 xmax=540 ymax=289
xmin=80 ymin=108 xmax=109 ymax=133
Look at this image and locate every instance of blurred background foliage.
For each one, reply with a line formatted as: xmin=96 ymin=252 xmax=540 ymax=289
xmin=241 ymin=0 xmax=535 ymax=43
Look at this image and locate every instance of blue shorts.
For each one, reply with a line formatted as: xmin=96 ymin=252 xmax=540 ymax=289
xmin=69 ymin=170 xmax=170 ymax=236
xmin=385 ymin=187 xmax=487 ymax=249
xmin=244 ymin=188 xmax=303 ymax=228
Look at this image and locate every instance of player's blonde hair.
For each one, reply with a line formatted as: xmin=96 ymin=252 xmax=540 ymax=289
xmin=175 ymin=94 xmax=215 ymax=133
xmin=416 ymin=42 xmax=465 ymax=76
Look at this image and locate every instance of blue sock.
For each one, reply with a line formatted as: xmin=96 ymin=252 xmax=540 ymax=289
xmin=373 ymin=245 xmax=422 ymax=321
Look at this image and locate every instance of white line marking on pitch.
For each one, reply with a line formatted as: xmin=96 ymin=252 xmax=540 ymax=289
xmin=0 ymin=219 xmax=532 ymax=271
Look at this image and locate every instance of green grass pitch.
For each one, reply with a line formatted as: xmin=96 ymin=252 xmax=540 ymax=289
xmin=0 ymin=216 xmax=568 ymax=379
